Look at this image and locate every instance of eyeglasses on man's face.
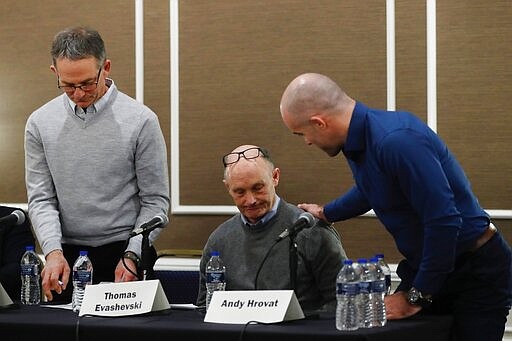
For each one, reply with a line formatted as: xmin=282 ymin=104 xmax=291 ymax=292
xmin=57 ymin=68 xmax=102 ymax=93
xmin=222 ymin=147 xmax=268 ymax=167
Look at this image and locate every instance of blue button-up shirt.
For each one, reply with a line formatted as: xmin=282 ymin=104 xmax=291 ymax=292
xmin=324 ymin=102 xmax=489 ymax=294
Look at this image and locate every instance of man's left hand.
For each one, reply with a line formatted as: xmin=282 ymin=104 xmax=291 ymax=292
xmin=114 ymin=258 xmax=138 ymax=282
xmin=385 ymin=291 xmax=422 ymax=320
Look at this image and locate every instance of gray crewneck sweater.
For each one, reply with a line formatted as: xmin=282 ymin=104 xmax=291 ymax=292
xmin=197 ymin=199 xmax=347 ymax=311
xmin=25 ymin=81 xmax=170 ymax=256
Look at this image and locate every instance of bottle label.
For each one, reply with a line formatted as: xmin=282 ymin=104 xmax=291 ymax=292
xmin=21 ymin=264 xmax=37 ymax=276
xmin=337 ymin=282 xmax=359 ymax=295
xmin=358 ymin=281 xmax=371 ymax=294
xmin=74 ymin=270 xmax=92 ymax=283
xmin=207 ymin=271 xmax=225 ymax=284
xmin=371 ymin=279 xmax=386 ymax=293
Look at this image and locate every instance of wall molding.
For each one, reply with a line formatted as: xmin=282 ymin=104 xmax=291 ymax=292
xmin=166 ymin=0 xmax=511 ymax=219
xmin=426 ymin=0 xmax=437 ymax=132
xmin=4 ymin=0 xmax=510 ymax=221
xmin=135 ymin=0 xmax=144 ymax=103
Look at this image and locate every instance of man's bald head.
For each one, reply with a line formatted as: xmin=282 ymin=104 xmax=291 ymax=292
xmin=279 ymin=73 xmax=356 ymax=157
xmin=280 ymin=73 xmax=349 ymax=121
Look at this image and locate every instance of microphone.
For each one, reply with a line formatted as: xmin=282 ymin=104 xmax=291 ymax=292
xmin=0 ymin=210 xmax=26 ymax=227
xmin=275 ymin=211 xmax=315 ymax=241
xmin=129 ymin=214 xmax=169 ymax=237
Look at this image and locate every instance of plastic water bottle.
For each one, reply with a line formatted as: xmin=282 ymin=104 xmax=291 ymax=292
xmin=351 ymin=259 xmax=364 ymax=326
xmin=369 ymin=257 xmax=387 ymax=327
xmin=20 ymin=246 xmax=41 ymax=305
xmin=205 ymin=251 xmax=226 ymax=311
xmin=357 ymin=258 xmax=373 ymax=328
xmin=72 ymin=250 xmax=93 ymax=312
xmin=336 ymin=259 xmax=360 ymax=331
xmin=375 ymin=254 xmax=391 ymax=295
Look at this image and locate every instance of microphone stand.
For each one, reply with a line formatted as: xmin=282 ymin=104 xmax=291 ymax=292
xmin=140 ymin=230 xmax=152 ymax=281
xmin=254 ymin=240 xmax=279 ymax=290
xmin=288 ymin=230 xmax=299 ymax=292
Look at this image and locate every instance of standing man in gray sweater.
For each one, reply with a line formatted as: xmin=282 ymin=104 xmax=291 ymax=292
xmin=197 ymin=145 xmax=347 ymax=312
xmin=24 ymin=27 xmax=170 ymax=302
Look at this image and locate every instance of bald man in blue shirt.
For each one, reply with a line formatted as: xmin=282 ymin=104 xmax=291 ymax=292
xmin=280 ymin=72 xmax=512 ymax=341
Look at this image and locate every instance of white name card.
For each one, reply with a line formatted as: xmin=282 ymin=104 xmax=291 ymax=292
xmin=0 ymin=283 xmax=13 ymax=307
xmin=78 ymin=279 xmax=170 ymax=317
xmin=204 ymin=290 xmax=304 ymax=324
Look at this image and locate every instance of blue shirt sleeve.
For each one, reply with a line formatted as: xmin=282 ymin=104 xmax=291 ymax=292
xmin=323 ymin=185 xmax=372 ymax=222
xmin=378 ymin=129 xmax=461 ymax=294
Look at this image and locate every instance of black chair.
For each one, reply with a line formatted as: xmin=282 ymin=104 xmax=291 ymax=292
xmin=153 ymin=249 xmax=201 ymax=304
xmin=153 ymin=269 xmax=200 ymax=304
xmin=0 ymin=205 xmax=36 ymax=301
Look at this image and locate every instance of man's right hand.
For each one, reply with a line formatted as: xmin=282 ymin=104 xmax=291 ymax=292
xmin=41 ymin=249 xmax=70 ymax=301
xmin=297 ymin=203 xmax=330 ymax=223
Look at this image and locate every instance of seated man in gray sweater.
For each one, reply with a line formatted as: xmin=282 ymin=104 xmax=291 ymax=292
xmin=197 ymin=145 xmax=347 ymax=312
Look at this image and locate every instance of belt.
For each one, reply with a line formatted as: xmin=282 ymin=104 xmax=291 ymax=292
xmin=469 ymin=223 xmax=497 ymax=252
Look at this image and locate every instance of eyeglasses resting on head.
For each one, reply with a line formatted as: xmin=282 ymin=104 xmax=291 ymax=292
xmin=222 ymin=147 xmax=270 ymax=167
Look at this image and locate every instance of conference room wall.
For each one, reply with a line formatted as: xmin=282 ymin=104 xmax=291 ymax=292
xmin=0 ymin=0 xmax=510 ymax=263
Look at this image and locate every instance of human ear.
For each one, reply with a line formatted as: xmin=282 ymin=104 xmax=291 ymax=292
xmin=310 ymin=116 xmax=327 ymax=129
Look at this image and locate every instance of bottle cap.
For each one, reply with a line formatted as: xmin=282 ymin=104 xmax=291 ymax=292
xmin=79 ymin=250 xmax=88 ymax=256
xmin=375 ymin=253 xmax=384 ymax=259
xmin=357 ymin=258 xmax=367 ymax=264
xmin=343 ymin=259 xmax=353 ymax=265
xmin=210 ymin=251 xmax=220 ymax=257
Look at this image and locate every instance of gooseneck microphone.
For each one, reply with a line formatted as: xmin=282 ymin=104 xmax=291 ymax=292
xmin=129 ymin=214 xmax=169 ymax=237
xmin=0 ymin=210 xmax=26 ymax=227
xmin=275 ymin=211 xmax=315 ymax=242
xmin=254 ymin=211 xmax=316 ymax=290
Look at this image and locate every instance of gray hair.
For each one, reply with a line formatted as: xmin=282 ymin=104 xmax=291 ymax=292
xmin=51 ymin=26 xmax=106 ymax=68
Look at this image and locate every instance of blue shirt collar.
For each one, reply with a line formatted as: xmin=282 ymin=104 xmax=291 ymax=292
xmin=343 ymin=101 xmax=368 ymax=161
xmin=241 ymin=195 xmax=281 ymax=228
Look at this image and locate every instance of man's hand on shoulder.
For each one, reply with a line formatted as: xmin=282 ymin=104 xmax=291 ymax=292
xmin=297 ymin=203 xmax=330 ymax=223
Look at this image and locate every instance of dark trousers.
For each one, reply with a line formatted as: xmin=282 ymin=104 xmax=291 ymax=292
xmin=52 ymin=241 xmax=156 ymax=303
xmin=430 ymin=232 xmax=512 ymax=341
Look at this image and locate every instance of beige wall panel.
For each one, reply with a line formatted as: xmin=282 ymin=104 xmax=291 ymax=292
xmin=178 ymin=0 xmax=387 ymax=206
xmin=143 ymin=0 xmax=171 ymax=155
xmin=437 ymin=1 xmax=512 ymax=209
xmin=2 ymin=1 xmax=509 ymax=260
xmin=163 ymin=0 xmax=388 ymax=256
xmin=395 ymin=1 xmax=427 ymax=120
xmin=0 ymin=0 xmax=135 ymax=203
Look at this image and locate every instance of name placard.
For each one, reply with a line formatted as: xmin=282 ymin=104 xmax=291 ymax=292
xmin=204 ymin=290 xmax=304 ymax=324
xmin=0 ymin=283 xmax=13 ymax=307
xmin=78 ymin=279 xmax=170 ymax=317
